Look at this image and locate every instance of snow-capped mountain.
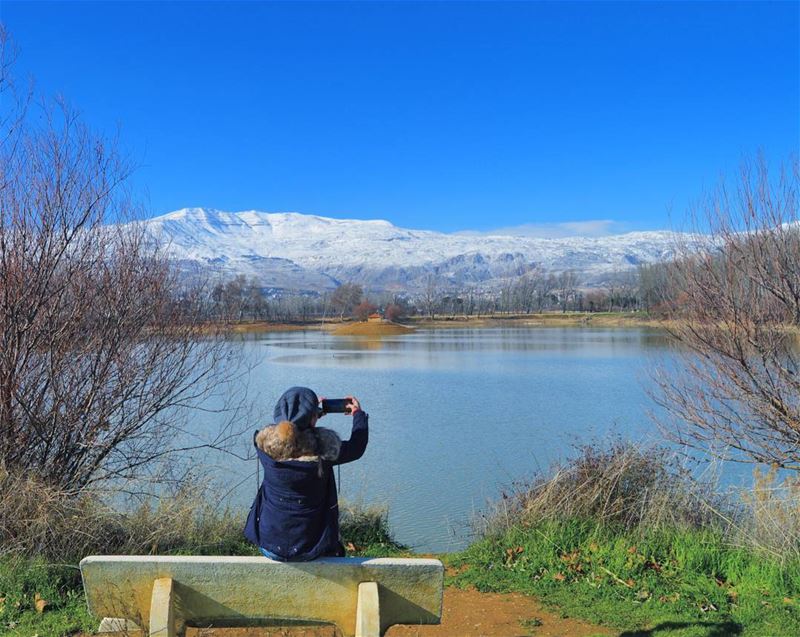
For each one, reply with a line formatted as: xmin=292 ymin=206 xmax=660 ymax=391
xmin=143 ymin=208 xmax=683 ymax=292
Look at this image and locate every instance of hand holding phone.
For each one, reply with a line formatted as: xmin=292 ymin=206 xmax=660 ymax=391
xmin=321 ymin=396 xmax=361 ymax=415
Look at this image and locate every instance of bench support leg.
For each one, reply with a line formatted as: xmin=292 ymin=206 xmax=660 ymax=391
xmin=149 ymin=577 xmax=175 ymax=637
xmin=355 ymin=581 xmax=380 ymax=637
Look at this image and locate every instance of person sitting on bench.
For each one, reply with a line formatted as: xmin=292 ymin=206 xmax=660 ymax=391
xmin=244 ymin=386 xmax=369 ymax=561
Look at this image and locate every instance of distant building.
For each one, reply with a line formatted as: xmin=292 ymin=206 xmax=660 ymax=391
xmin=367 ymin=312 xmax=382 ymax=322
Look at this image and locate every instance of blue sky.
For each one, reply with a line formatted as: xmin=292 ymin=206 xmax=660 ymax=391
xmin=2 ymin=1 xmax=798 ymax=235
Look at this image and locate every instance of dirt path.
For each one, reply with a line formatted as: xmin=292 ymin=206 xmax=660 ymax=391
xmin=386 ymin=588 xmax=613 ymax=637
xmin=175 ymin=588 xmax=613 ymax=637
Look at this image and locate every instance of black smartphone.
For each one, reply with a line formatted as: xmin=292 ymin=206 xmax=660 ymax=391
xmin=321 ymin=398 xmax=351 ymax=414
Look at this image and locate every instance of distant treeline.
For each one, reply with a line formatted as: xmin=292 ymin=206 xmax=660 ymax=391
xmin=199 ymin=262 xmax=677 ymax=322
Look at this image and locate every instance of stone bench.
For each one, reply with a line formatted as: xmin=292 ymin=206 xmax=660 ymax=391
xmin=80 ymin=555 xmax=444 ymax=637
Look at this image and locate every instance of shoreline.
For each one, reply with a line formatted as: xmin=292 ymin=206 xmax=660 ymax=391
xmin=410 ymin=311 xmax=663 ymax=329
xmin=217 ymin=312 xmax=665 ymax=335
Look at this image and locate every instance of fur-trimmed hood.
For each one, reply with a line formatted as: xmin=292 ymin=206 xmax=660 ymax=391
xmin=255 ymin=421 xmax=341 ymax=462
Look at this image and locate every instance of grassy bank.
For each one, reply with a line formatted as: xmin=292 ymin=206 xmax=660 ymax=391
xmin=447 ymin=442 xmax=800 ymax=636
xmin=411 ymin=311 xmax=662 ymax=329
xmin=448 ymin=520 xmax=799 ymax=636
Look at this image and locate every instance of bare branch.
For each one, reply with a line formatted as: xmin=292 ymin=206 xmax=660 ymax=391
xmin=653 ymin=156 xmax=800 ymax=469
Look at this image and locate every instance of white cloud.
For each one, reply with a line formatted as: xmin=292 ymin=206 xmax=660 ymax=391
xmin=456 ymin=219 xmax=631 ymax=239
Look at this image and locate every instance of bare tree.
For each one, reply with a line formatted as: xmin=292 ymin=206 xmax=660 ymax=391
xmin=245 ymin=277 xmax=267 ymax=320
xmin=330 ymin=282 xmax=363 ymax=320
xmin=420 ymin=274 xmax=440 ymax=319
xmin=585 ymin=289 xmax=608 ymax=312
xmin=384 ymin=302 xmax=404 ymax=322
xmin=606 ymin=270 xmax=639 ymax=312
xmin=535 ymin=272 xmax=557 ymax=311
xmin=353 ymin=300 xmax=378 ymax=322
xmin=637 ymin=262 xmax=672 ymax=314
xmin=0 ymin=42 xmax=241 ymax=491
xmin=654 ymin=157 xmax=800 ymax=469
xmin=557 ymin=270 xmax=580 ymax=312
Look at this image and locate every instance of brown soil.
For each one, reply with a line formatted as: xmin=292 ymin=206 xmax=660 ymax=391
xmin=185 ymin=625 xmax=337 ymax=636
xmin=386 ymin=588 xmax=614 ymax=637
xmin=99 ymin=588 xmax=613 ymax=637
xmin=330 ymin=321 xmax=416 ymax=336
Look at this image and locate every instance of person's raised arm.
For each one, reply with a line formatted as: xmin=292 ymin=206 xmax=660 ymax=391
xmin=334 ymin=396 xmax=368 ymax=465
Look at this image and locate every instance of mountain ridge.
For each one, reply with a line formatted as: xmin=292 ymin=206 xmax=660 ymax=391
xmin=142 ymin=208 xmax=682 ymax=292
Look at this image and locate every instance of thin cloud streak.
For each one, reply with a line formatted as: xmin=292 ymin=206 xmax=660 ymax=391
xmin=457 ymin=220 xmax=636 ymax=239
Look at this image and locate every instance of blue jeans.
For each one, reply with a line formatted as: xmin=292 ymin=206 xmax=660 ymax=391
xmin=260 ymin=546 xmax=342 ymax=561
xmin=260 ymin=547 xmax=285 ymax=560
xmin=260 ymin=547 xmax=320 ymax=562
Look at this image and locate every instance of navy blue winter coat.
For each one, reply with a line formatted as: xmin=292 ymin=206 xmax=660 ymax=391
xmin=243 ymin=411 xmax=369 ymax=560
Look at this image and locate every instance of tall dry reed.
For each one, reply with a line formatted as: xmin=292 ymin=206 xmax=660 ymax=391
xmin=0 ymin=468 xmax=248 ymax=561
xmin=477 ymin=441 xmax=728 ymax=536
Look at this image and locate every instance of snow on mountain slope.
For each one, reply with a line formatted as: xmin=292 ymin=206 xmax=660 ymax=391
xmin=143 ymin=208 xmax=682 ymax=291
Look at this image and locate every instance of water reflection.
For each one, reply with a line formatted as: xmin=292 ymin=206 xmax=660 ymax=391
xmin=288 ymin=327 xmax=668 ymax=350
xmin=256 ymin=328 xmax=672 ymax=370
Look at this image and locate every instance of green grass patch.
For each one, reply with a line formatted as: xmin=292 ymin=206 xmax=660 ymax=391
xmin=448 ymin=518 xmax=800 ymax=637
xmin=340 ymin=503 xmax=408 ymax=557
xmin=0 ymin=558 xmax=94 ymax=637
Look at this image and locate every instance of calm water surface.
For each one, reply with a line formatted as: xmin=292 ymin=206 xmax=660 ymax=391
xmin=197 ymin=327 xmax=678 ymax=552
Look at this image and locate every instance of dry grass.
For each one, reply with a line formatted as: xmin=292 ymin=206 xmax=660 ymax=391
xmin=194 ymin=321 xmax=323 ymax=335
xmin=739 ymin=466 xmax=800 ymax=560
xmin=330 ymin=321 xmax=415 ymax=336
xmin=228 ymin=321 xmax=324 ymax=334
xmin=0 ymin=468 xmax=402 ymax=562
xmin=0 ymin=468 xmax=251 ymax=561
xmin=411 ymin=312 xmax=665 ymax=329
xmin=477 ymin=441 xmax=723 ymax=537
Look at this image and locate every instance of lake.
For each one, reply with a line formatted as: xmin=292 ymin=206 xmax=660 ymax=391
xmin=190 ymin=326 xmax=694 ymax=552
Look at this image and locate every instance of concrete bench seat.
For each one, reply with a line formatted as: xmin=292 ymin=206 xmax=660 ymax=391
xmin=80 ymin=555 xmax=444 ymax=637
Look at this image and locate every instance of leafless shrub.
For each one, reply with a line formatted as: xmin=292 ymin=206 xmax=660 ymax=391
xmin=654 ymin=157 xmax=800 ymax=469
xmin=0 ymin=29 xmax=246 ymax=493
xmin=477 ymin=440 xmax=724 ymax=536
xmin=383 ymin=303 xmax=404 ymax=322
xmin=353 ymin=299 xmax=378 ymax=322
